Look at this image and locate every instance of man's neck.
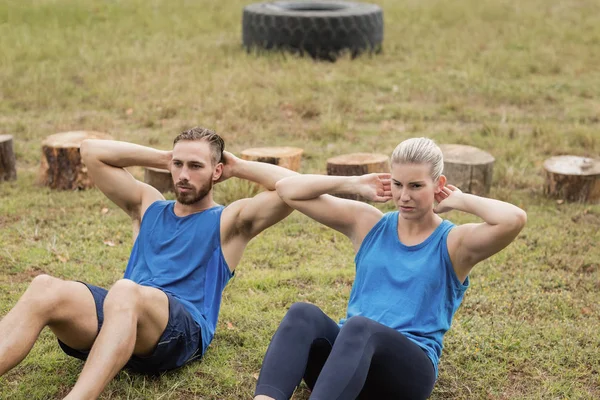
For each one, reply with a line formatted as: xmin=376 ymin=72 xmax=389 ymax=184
xmin=173 ymin=196 xmax=218 ymax=217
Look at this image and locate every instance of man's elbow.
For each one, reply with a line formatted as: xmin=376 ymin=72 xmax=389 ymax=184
xmin=512 ymin=208 xmax=527 ymax=233
xmin=80 ymin=139 xmax=95 ymax=163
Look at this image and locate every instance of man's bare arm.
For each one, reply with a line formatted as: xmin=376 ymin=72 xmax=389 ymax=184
xmin=217 ymin=151 xmax=296 ymax=192
xmin=220 ymin=152 xmax=297 ymax=270
xmin=221 ymin=152 xmax=298 ymax=238
xmin=81 ymin=140 xmax=171 ymax=220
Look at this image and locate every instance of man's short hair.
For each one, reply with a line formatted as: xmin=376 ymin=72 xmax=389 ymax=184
xmin=173 ymin=127 xmax=225 ymax=165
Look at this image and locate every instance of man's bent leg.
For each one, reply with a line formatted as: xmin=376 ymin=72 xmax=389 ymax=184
xmin=65 ymin=279 xmax=169 ymax=400
xmin=0 ymin=275 xmax=98 ymax=376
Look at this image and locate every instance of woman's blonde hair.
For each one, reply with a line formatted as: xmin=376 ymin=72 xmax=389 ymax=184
xmin=391 ymin=137 xmax=444 ymax=181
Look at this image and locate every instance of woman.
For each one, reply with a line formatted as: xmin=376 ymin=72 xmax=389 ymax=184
xmin=254 ymin=138 xmax=527 ymax=400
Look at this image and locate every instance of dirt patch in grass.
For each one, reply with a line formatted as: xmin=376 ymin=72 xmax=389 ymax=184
xmin=4 ymin=267 xmax=48 ymax=283
xmin=0 ymin=214 xmax=22 ymax=229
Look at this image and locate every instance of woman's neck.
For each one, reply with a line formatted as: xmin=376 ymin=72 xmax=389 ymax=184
xmin=397 ymin=211 xmax=442 ymax=238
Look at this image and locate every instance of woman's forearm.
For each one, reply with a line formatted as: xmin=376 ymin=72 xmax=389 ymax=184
xmin=276 ymin=174 xmax=360 ymax=200
xmin=451 ymin=193 xmax=527 ymax=227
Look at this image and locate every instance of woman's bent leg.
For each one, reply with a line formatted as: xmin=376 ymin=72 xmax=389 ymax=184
xmin=254 ymin=302 xmax=340 ymax=400
xmin=309 ymin=316 xmax=436 ymax=400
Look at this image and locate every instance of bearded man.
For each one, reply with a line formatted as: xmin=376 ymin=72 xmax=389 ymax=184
xmin=0 ymin=127 xmax=296 ymax=399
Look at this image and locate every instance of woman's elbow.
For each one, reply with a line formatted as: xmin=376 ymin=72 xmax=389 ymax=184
xmin=275 ymin=178 xmax=293 ymax=201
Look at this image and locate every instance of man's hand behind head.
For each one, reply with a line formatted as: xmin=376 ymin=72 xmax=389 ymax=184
xmin=216 ymin=151 xmax=239 ymax=183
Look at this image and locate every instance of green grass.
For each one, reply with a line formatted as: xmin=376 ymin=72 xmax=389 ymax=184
xmin=1 ymin=0 xmax=599 ymax=398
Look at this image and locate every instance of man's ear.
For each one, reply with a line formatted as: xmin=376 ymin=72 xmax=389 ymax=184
xmin=435 ymin=175 xmax=447 ymax=193
xmin=213 ymin=163 xmax=223 ymax=181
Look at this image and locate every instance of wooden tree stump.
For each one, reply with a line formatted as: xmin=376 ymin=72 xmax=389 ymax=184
xmin=326 ymin=153 xmax=390 ymax=200
xmin=144 ymin=167 xmax=174 ymax=193
xmin=544 ymin=156 xmax=600 ymax=203
xmin=440 ymin=144 xmax=495 ymax=196
xmin=0 ymin=134 xmax=17 ymax=182
xmin=240 ymin=147 xmax=304 ymax=171
xmin=39 ymin=131 xmax=113 ymax=190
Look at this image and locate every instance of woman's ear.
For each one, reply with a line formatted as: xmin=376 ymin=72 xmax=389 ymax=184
xmin=435 ymin=175 xmax=447 ymax=193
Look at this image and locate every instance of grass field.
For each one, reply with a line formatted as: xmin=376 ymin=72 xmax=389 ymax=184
xmin=1 ymin=0 xmax=599 ymax=398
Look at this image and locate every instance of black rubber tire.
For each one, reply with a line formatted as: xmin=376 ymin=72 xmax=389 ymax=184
xmin=242 ymin=1 xmax=384 ymax=61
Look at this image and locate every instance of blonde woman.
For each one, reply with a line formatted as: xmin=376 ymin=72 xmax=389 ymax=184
xmin=254 ymin=138 xmax=527 ymax=400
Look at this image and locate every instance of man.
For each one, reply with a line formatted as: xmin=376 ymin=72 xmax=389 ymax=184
xmin=0 ymin=127 xmax=296 ymax=399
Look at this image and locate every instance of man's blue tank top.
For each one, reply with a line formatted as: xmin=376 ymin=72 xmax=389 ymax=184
xmin=123 ymin=200 xmax=233 ymax=354
xmin=342 ymin=211 xmax=469 ymax=376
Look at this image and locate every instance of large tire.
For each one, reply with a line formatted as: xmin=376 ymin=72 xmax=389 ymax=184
xmin=242 ymin=1 xmax=383 ymax=61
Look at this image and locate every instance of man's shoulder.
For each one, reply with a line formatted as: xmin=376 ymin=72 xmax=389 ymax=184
xmin=220 ymin=198 xmax=252 ymax=235
xmin=153 ymin=199 xmax=175 ymax=207
xmin=221 ymin=198 xmax=249 ymax=216
xmin=140 ymin=199 xmax=173 ymax=222
xmin=145 ymin=199 xmax=173 ymax=213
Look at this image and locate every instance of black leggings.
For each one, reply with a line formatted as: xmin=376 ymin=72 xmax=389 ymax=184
xmin=255 ymin=302 xmax=436 ymax=400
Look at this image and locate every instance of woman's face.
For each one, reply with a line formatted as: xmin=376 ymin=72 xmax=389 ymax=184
xmin=390 ymin=162 xmax=444 ymax=220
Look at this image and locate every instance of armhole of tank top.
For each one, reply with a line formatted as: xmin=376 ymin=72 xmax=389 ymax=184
xmin=140 ymin=200 xmax=163 ymax=226
xmin=354 ymin=212 xmax=389 ymax=265
xmin=442 ymin=222 xmax=469 ymax=291
xmin=215 ymin=207 xmax=233 ymax=278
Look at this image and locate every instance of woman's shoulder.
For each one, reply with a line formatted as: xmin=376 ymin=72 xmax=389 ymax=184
xmin=440 ymin=218 xmax=456 ymax=231
xmin=381 ymin=210 xmax=399 ymax=220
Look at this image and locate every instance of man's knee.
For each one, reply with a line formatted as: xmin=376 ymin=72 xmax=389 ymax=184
xmin=29 ymin=273 xmax=58 ymax=291
xmin=104 ymin=279 xmax=141 ymax=314
xmin=24 ymin=274 xmax=66 ymax=309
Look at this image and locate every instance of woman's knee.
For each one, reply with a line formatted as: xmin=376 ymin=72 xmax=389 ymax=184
xmin=285 ymin=302 xmax=323 ymax=322
xmin=337 ymin=316 xmax=374 ymax=346
xmin=278 ymin=302 xmax=324 ymax=332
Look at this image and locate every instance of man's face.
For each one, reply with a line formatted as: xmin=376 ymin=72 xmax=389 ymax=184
xmin=170 ymin=140 xmax=221 ymax=205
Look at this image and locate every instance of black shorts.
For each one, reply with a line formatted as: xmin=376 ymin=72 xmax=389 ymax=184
xmin=58 ymin=282 xmax=203 ymax=374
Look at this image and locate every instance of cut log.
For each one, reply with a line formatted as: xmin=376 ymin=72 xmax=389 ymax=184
xmin=440 ymin=144 xmax=495 ymax=196
xmin=544 ymin=156 xmax=600 ymax=203
xmin=240 ymin=147 xmax=304 ymax=171
xmin=144 ymin=167 xmax=174 ymax=193
xmin=39 ymin=131 xmax=113 ymax=190
xmin=326 ymin=153 xmax=390 ymax=200
xmin=0 ymin=134 xmax=16 ymax=182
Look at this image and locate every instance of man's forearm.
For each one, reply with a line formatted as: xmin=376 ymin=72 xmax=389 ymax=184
xmin=231 ymin=159 xmax=298 ymax=190
xmin=81 ymin=140 xmax=171 ymax=170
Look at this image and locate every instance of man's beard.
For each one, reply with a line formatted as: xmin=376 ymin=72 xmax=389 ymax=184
xmin=175 ymin=179 xmax=213 ymax=205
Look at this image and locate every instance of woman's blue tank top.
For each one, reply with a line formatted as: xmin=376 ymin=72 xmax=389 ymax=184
xmin=342 ymin=212 xmax=469 ymax=376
